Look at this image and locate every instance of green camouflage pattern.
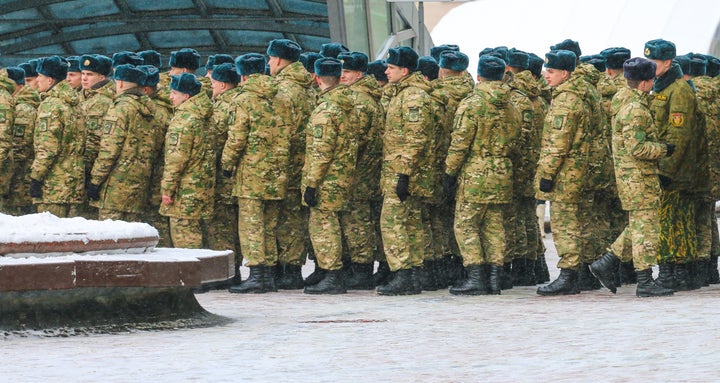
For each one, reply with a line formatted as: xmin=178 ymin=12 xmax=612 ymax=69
xmin=309 ymin=208 xmax=344 ymax=271
xmin=31 ymin=80 xmax=85 ymax=204
xmin=90 ymin=89 xmax=156 ymax=213
xmin=222 ymin=74 xmax=290 ymax=200
xmin=658 ymin=189 xmax=696 ymax=263
xmin=380 ymin=194 xmax=424 ymax=271
xmin=145 ymin=91 xmax=173 ymax=247
xmin=211 ymin=86 xmax=241 ymax=205
xmin=347 ymin=75 xmax=384 ymax=201
xmin=454 ymin=201 xmax=507 ymax=267
xmin=693 ymin=75 xmax=718 ymax=196
xmin=507 ymin=70 xmax=544 ymax=198
xmin=0 ymin=70 xmax=16 ymax=197
xmin=79 ymin=80 xmax=115 ymax=178
xmin=609 ymin=208 xmax=661 ymax=271
xmin=238 ymin=198 xmax=279 ymax=267
xmin=159 ymin=90 xmax=215 ymax=219
xmin=4 ymin=85 xmax=39 ymax=214
xmin=168 ymin=216 xmax=203 ymax=248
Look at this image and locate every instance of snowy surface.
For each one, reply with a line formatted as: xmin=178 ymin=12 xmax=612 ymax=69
xmin=0 ymin=212 xmax=159 ymax=244
xmin=0 ymin=247 xmax=233 ymax=265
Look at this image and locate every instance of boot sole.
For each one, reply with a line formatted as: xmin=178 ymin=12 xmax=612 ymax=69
xmin=637 ymin=291 xmax=674 ymax=297
xmin=303 ymin=290 xmax=347 ymax=295
xmin=588 ymin=265 xmax=617 ymax=294
xmin=536 ymin=289 xmax=580 ymax=296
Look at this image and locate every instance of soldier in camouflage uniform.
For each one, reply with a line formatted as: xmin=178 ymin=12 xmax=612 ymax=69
xmin=301 ymin=57 xmax=359 ymax=294
xmin=701 ymin=54 xmax=720 ymax=283
xmin=160 ymin=73 xmax=215 ymax=248
xmin=20 ymin=60 xmax=40 ymax=91
xmin=158 ymin=48 xmax=210 ymax=101
xmin=138 ymin=65 xmax=173 ymax=247
xmin=336 ymin=52 xmax=384 ymax=290
xmin=376 ymin=46 xmax=434 ymax=296
xmin=266 ymin=39 xmax=317 ymax=287
xmin=78 ymin=54 xmax=115 ymax=219
xmin=207 ymin=63 xmax=242 ymax=282
xmin=4 ymin=67 xmax=39 ymax=215
xmin=0 ymin=68 xmax=17 ymax=212
xmin=444 ymin=55 xmax=520 ymax=295
xmin=223 ymin=54 xmax=289 ymax=294
xmin=535 ymin=50 xmax=593 ymax=296
xmin=644 ymin=39 xmax=700 ymax=291
xmin=589 ymin=57 xmax=674 ymax=297
xmin=65 ymin=57 xmax=82 ymax=92
xmin=203 ymin=54 xmax=234 ymax=79
xmin=87 ymin=65 xmax=156 ymax=222
xmin=30 ymin=56 xmax=85 ymax=218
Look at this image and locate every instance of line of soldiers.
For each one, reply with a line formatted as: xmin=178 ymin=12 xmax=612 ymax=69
xmin=1 ymin=36 xmax=719 ymax=297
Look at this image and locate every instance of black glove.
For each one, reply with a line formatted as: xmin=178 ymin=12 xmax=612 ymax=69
xmin=539 ymin=178 xmax=554 ymax=192
xmin=659 ymin=175 xmax=672 ymax=190
xmin=665 ymin=143 xmax=676 ymax=157
xmin=222 ymin=169 xmax=233 ymax=178
xmin=303 ymin=186 xmax=318 ymax=207
xmin=396 ymin=174 xmax=410 ymax=202
xmin=87 ymin=183 xmax=101 ymax=201
xmin=29 ymin=178 xmax=42 ymax=199
xmin=443 ymin=173 xmax=457 ymax=200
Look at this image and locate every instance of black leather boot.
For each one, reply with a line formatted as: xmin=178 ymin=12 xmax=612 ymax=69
xmin=276 ymin=264 xmax=304 ymax=290
xmin=229 ymin=266 xmax=273 ymax=293
xmin=695 ymin=259 xmax=709 ymax=288
xmin=578 ymin=263 xmax=601 ymax=291
xmin=449 ymin=264 xmax=488 ymax=295
xmin=489 ymin=265 xmax=503 ymax=295
xmin=304 ymin=259 xmax=326 ymax=287
xmin=303 ymin=269 xmax=346 ymax=294
xmin=344 ymin=263 xmax=374 ymax=290
xmin=231 ymin=262 xmax=242 ymax=285
xmin=674 ymin=262 xmax=696 ymax=291
xmin=420 ymin=260 xmax=438 ymax=291
xmin=377 ymin=268 xmax=418 ymax=295
xmin=589 ymin=252 xmax=620 ymax=293
xmin=500 ymin=262 xmax=513 ymax=290
xmin=372 ymin=261 xmax=391 ymax=287
xmin=619 ymin=261 xmax=637 ymax=284
xmin=654 ymin=262 xmax=675 ymax=290
xmin=708 ymin=256 xmax=720 ymax=284
xmin=264 ymin=264 xmax=278 ymax=292
xmin=446 ymin=254 xmax=465 ymax=287
xmin=636 ymin=268 xmax=674 ymax=297
xmin=535 ymin=255 xmax=550 ymax=283
xmin=434 ymin=258 xmax=449 ymax=289
xmin=512 ymin=258 xmax=536 ymax=286
xmin=411 ymin=267 xmax=423 ymax=293
xmin=536 ymin=268 xmax=580 ymax=296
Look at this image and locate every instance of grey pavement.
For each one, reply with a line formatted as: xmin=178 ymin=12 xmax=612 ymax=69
xmin=4 ymin=234 xmax=720 ymax=382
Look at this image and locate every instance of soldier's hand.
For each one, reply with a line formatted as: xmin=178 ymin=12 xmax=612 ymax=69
xmin=87 ymin=183 xmax=101 ymax=201
xmin=29 ymin=178 xmax=43 ymax=199
xmin=658 ymin=175 xmax=672 ymax=190
xmin=303 ymin=187 xmax=318 ymax=207
xmin=396 ymin=174 xmax=410 ymax=202
xmin=161 ymin=195 xmax=173 ymax=205
xmin=443 ymin=173 xmax=457 ymax=200
xmin=222 ymin=169 xmax=233 ymax=178
xmin=539 ymin=178 xmax=553 ymax=192
xmin=665 ymin=143 xmax=676 ymax=157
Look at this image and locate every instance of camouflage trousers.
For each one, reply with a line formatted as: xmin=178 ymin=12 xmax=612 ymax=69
xmin=206 ymin=203 xmax=241 ymax=259
xmin=504 ymin=196 xmax=540 ymax=263
xmin=549 ymin=201 xmax=587 ymax=271
xmin=3 ymin=163 xmax=35 ymax=215
xmin=693 ymin=193 xmax=713 ymax=260
xmin=339 ymin=200 xmax=378 ymax=265
xmin=380 ymin=194 xmax=424 ymax=271
xmin=454 ymin=201 xmax=506 ymax=267
xmin=658 ymin=190 xmax=697 ymax=263
xmin=580 ymin=189 xmax=619 ymax=262
xmin=277 ymin=189 xmax=309 ymax=267
xmin=429 ymin=198 xmax=459 ymax=257
xmin=309 ymin=208 xmax=345 ymax=271
xmin=169 ymin=217 xmax=203 ymax=248
xmin=238 ymin=198 xmax=279 ymax=267
xmin=36 ymin=203 xmax=81 ymax=218
xmin=98 ymin=209 xmax=142 ymax=222
xmin=145 ymin=205 xmax=172 ymax=247
xmin=608 ymin=207 xmax=660 ymax=271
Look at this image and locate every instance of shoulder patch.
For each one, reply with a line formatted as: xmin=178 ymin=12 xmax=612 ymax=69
xmin=553 ymin=115 xmax=566 ymax=130
xmin=670 ymin=113 xmax=685 ymax=127
xmin=522 ymin=110 xmax=533 ymax=123
xmin=408 ymin=107 xmax=420 ymax=122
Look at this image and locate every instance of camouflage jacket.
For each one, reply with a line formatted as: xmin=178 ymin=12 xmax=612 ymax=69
xmin=221 ymin=74 xmax=289 ymax=200
xmin=159 ymin=91 xmax=215 ymax=219
xmin=211 ymin=86 xmax=242 ymax=205
xmin=274 ymin=61 xmax=316 ymax=190
xmin=382 ymin=71 xmax=434 ymax=198
xmin=0 ymin=71 xmax=16 ymax=193
xmin=90 ymin=89 xmax=157 ymax=213
xmin=695 ymin=75 xmax=720 ymax=198
xmin=650 ymin=63 xmax=699 ymax=191
xmin=535 ymin=71 xmax=592 ymax=203
xmin=6 ymin=85 xmax=38 ymax=206
xmin=31 ymin=80 xmax=85 ymax=204
xmin=507 ymin=70 xmax=545 ymax=198
xmin=79 ymin=80 xmax=115 ymax=176
xmin=429 ymin=73 xmax=474 ymax=201
xmin=346 ymin=75 xmax=384 ymax=201
xmin=446 ymin=80 xmax=521 ymax=204
xmin=302 ymin=84 xmax=358 ymax=211
xmin=147 ymin=91 xmax=173 ymax=207
xmin=576 ymin=64 xmax=612 ymax=191
xmin=611 ymin=87 xmax=667 ymax=210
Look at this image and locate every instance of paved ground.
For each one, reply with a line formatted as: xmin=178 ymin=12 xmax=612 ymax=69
xmin=4 ymin=235 xmax=720 ymax=382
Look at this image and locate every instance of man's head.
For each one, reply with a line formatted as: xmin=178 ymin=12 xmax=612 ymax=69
xmin=65 ymin=56 xmax=82 ymax=89
xmin=438 ymin=51 xmax=469 ymax=79
xmin=235 ymin=53 xmax=267 ymax=82
xmin=600 ymin=47 xmax=631 ymax=75
xmin=6 ymin=66 xmax=25 ymax=88
xmin=137 ymin=50 xmax=161 ymax=68
xmin=137 ymin=65 xmax=160 ymax=95
xmin=623 ymin=57 xmax=656 ymax=93
xmin=169 ymin=73 xmax=201 ymax=106
xmin=338 ymin=51 xmax=368 ymax=85
xmin=477 ymin=55 xmax=506 ymax=82
xmin=19 ymin=61 xmax=38 ymax=89
xmin=543 ymin=50 xmax=576 ymax=87
xmin=210 ymin=63 xmax=239 ymax=97
xmin=112 ymin=51 xmax=143 ymax=69
xmin=266 ymin=39 xmax=302 ymax=76
xmin=168 ymin=48 xmax=201 ymax=76
xmin=384 ymin=46 xmax=418 ymax=84
xmin=507 ymin=49 xmax=529 ymax=74
xmin=314 ymin=57 xmax=342 ymax=90
xmin=113 ymin=64 xmax=147 ymax=93
xmin=430 ymin=44 xmax=460 ymax=62
xmin=367 ymin=60 xmax=388 ymax=85
xmin=80 ymin=54 xmax=112 ymax=90
xmin=319 ymin=43 xmax=349 ymax=58
xmin=644 ymin=39 xmax=676 ymax=77
xmin=205 ymin=54 xmax=234 ymax=78
xmin=35 ymin=56 xmax=68 ymax=92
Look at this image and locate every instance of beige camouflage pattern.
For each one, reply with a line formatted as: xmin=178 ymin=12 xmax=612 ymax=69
xmin=309 ymin=208 xmax=344 ymax=271
xmin=168 ymin=217 xmax=203 ymax=248
xmin=79 ymin=80 xmax=115 ymax=179
xmin=238 ymin=198 xmax=279 ymax=267
xmin=145 ymin=90 xmax=173 ymax=247
xmin=0 ymin=71 xmax=16 ymax=199
xmin=609 ymin=208 xmax=661 ymax=271
xmin=4 ymin=85 xmax=39 ymax=214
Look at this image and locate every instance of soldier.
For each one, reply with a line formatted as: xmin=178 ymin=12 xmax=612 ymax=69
xmin=20 ymin=60 xmax=40 ymax=91
xmin=367 ymin=60 xmax=388 ymax=87
xmin=65 ymin=57 xmax=82 ymax=91
xmin=0 ymin=68 xmax=17 ymax=212
xmin=137 ymin=50 xmax=161 ymax=68
xmin=444 ymin=55 xmax=520 ymax=295
xmin=112 ymin=51 xmax=144 ymax=69
xmin=160 ymin=73 xmax=215 ymax=248
xmin=589 ymin=57 xmax=675 ymax=297
xmin=376 ymin=46 xmax=434 ymax=296
xmin=204 ymin=54 xmax=234 ymax=78
xmin=223 ymin=53 xmax=289 ymax=293
xmin=601 ymin=47 xmax=631 ymax=89
xmin=4 ymin=67 xmax=39 ymax=215
xmin=266 ymin=39 xmax=316 ymax=287
xmin=86 ymin=65 xmax=156 ymax=221
xmin=78 ymin=54 xmax=115 ymax=219
xmin=301 ymin=57 xmax=359 ymax=294
xmin=157 ymin=48 xmax=207 ymax=100
xmin=299 ymin=52 xmax=322 ymax=74
xmin=336 ymin=51 xmax=384 ymax=290
xmin=535 ymin=50 xmax=592 ymax=296
xmin=701 ymin=54 xmax=720 ymax=284
xmin=644 ymin=39 xmax=700 ymax=291
xmin=29 ymin=56 xmax=84 ymax=218
xmin=319 ymin=43 xmax=349 ymax=58
xmin=138 ymin=65 xmax=173 ymax=247
xmin=208 ymin=63 xmax=242 ymax=283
